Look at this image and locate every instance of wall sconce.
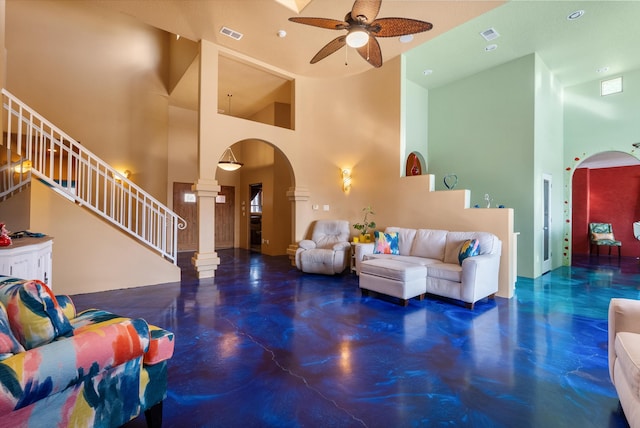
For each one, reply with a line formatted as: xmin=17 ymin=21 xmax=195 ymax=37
xmin=218 ymin=147 xmax=243 ymax=171
xmin=115 ymin=169 xmax=131 ymax=182
xmin=13 ymin=160 xmax=32 ymax=174
xmin=342 ymin=168 xmax=352 ymax=193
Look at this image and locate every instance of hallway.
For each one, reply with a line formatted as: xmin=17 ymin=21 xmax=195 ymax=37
xmin=70 ymin=250 xmax=636 ymax=427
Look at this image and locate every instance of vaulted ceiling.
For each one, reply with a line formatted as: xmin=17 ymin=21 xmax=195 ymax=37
xmin=96 ymin=0 xmax=503 ymax=78
xmin=93 ymin=0 xmax=640 ymax=124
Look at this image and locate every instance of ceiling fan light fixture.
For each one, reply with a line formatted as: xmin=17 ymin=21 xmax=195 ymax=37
xmin=346 ymin=28 xmax=369 ymax=48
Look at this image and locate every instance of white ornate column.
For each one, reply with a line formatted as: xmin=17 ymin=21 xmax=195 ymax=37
xmin=191 ymin=178 xmax=220 ymax=278
xmin=191 ymin=40 xmax=221 ymax=278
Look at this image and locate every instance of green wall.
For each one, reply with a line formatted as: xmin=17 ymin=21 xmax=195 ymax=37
xmin=532 ymin=55 xmax=565 ymax=276
xmin=563 ymin=68 xmax=640 ymax=261
xmin=402 ymin=61 xmax=429 ymax=175
xmin=427 ymin=54 xmax=537 ymax=277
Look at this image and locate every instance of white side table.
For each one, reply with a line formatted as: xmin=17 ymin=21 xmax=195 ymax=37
xmin=0 ymin=237 xmax=54 ymax=287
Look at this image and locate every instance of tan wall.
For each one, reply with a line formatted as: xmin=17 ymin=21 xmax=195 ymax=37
xmin=3 ymin=5 xmax=515 ymax=297
xmin=5 ymin=0 xmax=170 ymax=203
xmin=28 ymin=180 xmax=180 ymax=295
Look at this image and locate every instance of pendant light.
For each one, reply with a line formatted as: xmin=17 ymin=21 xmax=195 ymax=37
xmin=217 ymin=147 xmax=243 ymax=171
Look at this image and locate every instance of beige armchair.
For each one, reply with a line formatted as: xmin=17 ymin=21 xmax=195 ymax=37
xmin=608 ymin=298 xmax=640 ymax=427
xmin=295 ymin=220 xmax=351 ymax=275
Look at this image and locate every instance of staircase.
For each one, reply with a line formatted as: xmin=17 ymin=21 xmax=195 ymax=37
xmin=0 ymin=89 xmax=186 ymax=264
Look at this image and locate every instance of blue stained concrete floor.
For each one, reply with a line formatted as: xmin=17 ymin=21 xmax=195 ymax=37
xmin=70 ymin=250 xmax=636 ymax=428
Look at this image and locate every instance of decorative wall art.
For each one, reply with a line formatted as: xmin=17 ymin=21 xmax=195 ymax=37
xmin=443 ymin=174 xmax=458 ymax=190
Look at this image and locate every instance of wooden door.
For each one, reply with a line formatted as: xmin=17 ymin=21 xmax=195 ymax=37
xmin=173 ymin=182 xmax=198 ymax=252
xmin=215 ymin=186 xmax=235 ymax=249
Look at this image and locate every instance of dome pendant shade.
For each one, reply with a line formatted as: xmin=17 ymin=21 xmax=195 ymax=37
xmin=217 ymin=147 xmax=243 ymax=171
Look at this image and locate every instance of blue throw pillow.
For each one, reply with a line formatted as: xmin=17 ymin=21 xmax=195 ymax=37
xmin=373 ymin=231 xmax=400 ymax=255
xmin=458 ymin=239 xmax=480 ymax=265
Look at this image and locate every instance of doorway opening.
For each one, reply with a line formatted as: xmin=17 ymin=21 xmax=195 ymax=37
xmin=571 ymin=151 xmax=640 ymax=262
xmin=250 ymin=183 xmax=263 ymax=252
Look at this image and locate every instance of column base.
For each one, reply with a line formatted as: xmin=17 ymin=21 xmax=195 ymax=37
xmin=191 ymin=251 xmax=221 ymax=278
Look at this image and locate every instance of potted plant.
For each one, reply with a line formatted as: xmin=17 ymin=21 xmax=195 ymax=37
xmin=353 ymin=206 xmax=376 ymax=242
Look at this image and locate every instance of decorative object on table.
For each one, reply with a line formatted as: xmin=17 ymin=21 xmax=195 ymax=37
xmin=353 ymin=206 xmax=376 ymax=242
xmin=405 ymin=153 xmax=422 ymax=176
xmin=0 ymin=224 xmax=11 ymax=247
xmin=9 ymin=230 xmax=46 ymax=239
xmin=484 ymin=193 xmax=492 ymax=208
xmin=443 ymin=174 xmax=458 ymax=190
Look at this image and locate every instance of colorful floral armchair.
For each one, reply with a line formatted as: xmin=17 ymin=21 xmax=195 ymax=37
xmin=0 ymin=276 xmax=174 ymax=427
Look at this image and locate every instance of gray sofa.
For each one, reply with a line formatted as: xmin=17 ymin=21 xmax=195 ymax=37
xmin=609 ymin=298 xmax=640 ymax=428
xmin=356 ymin=227 xmax=502 ymax=308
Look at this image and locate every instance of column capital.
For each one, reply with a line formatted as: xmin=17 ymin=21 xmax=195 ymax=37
xmin=192 ymin=179 xmax=221 ymax=198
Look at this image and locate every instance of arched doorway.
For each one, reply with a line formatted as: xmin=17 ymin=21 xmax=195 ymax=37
xmin=215 ymin=139 xmax=295 ymax=256
xmin=571 ymin=151 xmax=640 ymax=258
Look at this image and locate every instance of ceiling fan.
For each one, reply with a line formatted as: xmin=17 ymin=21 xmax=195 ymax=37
xmin=288 ymin=0 xmax=433 ymax=68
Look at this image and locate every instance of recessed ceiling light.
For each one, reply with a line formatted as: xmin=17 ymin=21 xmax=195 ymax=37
xmin=277 ymin=29 xmax=287 ymax=38
xmin=423 ymin=69 xmax=433 ymax=76
xmin=596 ymin=67 xmax=609 ymax=73
xmin=399 ymin=34 xmax=414 ymax=43
xmin=485 ymin=44 xmax=498 ymax=52
xmin=567 ymin=10 xmax=585 ymax=20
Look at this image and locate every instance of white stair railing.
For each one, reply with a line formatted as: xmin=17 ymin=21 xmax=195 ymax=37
xmin=1 ymin=88 xmax=186 ymax=264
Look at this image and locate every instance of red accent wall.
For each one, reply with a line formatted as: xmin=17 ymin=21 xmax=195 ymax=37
xmin=572 ymin=165 xmax=640 ymax=256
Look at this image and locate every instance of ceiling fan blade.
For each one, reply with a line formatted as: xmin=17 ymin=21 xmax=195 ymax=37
xmin=371 ymin=17 xmax=433 ymax=37
xmin=310 ymin=36 xmax=347 ymax=64
xmin=288 ymin=17 xmax=349 ymax=30
xmin=351 ymin=0 xmax=382 ymax=24
xmin=356 ymin=36 xmax=382 ymax=68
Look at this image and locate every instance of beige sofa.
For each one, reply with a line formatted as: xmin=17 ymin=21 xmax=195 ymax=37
xmin=608 ymin=298 xmax=640 ymax=428
xmin=356 ymin=227 xmax=501 ymax=309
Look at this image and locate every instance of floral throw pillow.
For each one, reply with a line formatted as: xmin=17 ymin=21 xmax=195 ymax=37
xmin=374 ymin=231 xmax=400 ymax=255
xmin=458 ymin=239 xmax=480 ymax=265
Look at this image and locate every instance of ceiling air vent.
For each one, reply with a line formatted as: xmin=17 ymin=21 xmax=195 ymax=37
xmin=480 ymin=27 xmax=499 ymax=41
xmin=220 ymin=26 xmax=243 ymax=41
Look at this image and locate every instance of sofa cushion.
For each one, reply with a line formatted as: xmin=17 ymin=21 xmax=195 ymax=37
xmin=360 ymin=259 xmax=427 ymax=282
xmin=0 ymin=301 xmax=24 ymax=360
xmin=0 ymin=277 xmax=73 ymax=349
xmin=427 ymin=263 xmax=462 ymax=282
xmin=410 ymin=229 xmax=448 ymax=260
xmin=458 ymin=239 xmax=480 ymax=265
xmin=364 ymin=254 xmax=442 ymax=267
xmin=615 ymin=331 xmax=640 ymax=400
xmin=385 ymin=227 xmax=416 ymax=256
xmin=373 ymin=231 xmax=399 ymax=255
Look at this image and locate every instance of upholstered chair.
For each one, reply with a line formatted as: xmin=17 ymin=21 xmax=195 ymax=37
xmin=608 ymin=298 xmax=640 ymax=427
xmin=295 ymin=220 xmax=351 ymax=275
xmin=589 ymin=223 xmax=622 ymax=257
